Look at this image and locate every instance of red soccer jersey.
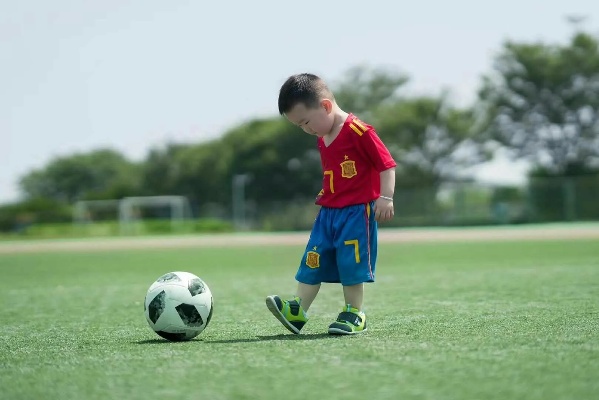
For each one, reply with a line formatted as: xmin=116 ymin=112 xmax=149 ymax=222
xmin=315 ymin=114 xmax=396 ymax=208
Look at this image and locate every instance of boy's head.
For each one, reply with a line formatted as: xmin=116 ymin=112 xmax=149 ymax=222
xmin=278 ymin=73 xmax=337 ymax=137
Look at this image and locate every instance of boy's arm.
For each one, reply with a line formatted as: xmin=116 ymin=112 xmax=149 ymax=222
xmin=374 ymin=167 xmax=395 ymax=222
xmin=379 ymin=167 xmax=395 ymax=200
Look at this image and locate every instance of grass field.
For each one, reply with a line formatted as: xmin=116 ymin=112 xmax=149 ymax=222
xmin=1 ymin=236 xmax=598 ymax=400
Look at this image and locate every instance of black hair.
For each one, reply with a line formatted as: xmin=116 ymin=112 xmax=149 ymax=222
xmin=277 ymin=73 xmax=334 ymax=115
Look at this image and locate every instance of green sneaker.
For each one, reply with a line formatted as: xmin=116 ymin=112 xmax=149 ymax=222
xmin=328 ymin=305 xmax=367 ymax=335
xmin=265 ymin=295 xmax=309 ymax=334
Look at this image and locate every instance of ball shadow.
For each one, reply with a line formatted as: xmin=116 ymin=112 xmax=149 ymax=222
xmin=135 ymin=338 xmax=204 ymax=344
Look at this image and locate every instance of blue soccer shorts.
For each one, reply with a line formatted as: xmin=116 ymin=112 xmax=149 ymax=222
xmin=295 ymin=201 xmax=378 ymax=286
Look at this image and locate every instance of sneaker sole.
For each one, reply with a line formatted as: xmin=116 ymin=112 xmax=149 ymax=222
xmin=265 ymin=296 xmax=300 ymax=334
xmin=328 ymin=327 xmax=368 ymax=335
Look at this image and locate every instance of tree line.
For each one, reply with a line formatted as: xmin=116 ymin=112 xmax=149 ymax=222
xmin=2 ymin=30 xmax=599 ymax=231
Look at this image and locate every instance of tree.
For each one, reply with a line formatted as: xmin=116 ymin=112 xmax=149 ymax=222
xmin=221 ymin=118 xmax=321 ymax=203
xmin=333 ymin=66 xmax=487 ymax=185
xmin=374 ymin=95 xmax=487 ymax=186
xmin=19 ymin=149 xmax=141 ymax=202
xmin=371 ymin=95 xmax=487 ymax=224
xmin=173 ymin=139 xmax=234 ymax=205
xmin=478 ymin=31 xmax=599 ymax=175
xmin=139 ymin=143 xmax=189 ymax=197
xmin=0 ymin=197 xmax=72 ymax=232
xmin=332 ymin=65 xmax=409 ymax=118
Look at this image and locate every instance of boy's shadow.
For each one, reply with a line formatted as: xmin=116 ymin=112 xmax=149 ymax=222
xmin=209 ymin=333 xmax=336 ymax=343
xmin=136 ymin=333 xmax=337 ymax=345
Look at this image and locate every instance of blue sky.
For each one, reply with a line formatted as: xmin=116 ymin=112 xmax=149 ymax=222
xmin=1 ymin=0 xmax=597 ymax=203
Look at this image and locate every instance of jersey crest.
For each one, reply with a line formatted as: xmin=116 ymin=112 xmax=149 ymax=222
xmin=340 ymin=155 xmax=357 ymax=178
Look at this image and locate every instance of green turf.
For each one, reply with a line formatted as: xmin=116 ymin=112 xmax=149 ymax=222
xmin=1 ymin=239 xmax=598 ymax=400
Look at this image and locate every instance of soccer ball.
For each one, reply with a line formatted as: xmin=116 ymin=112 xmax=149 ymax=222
xmin=144 ymin=271 xmax=213 ymax=341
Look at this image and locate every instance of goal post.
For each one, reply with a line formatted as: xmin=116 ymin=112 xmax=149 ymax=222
xmin=118 ymin=196 xmax=193 ymax=235
xmin=73 ymin=199 xmax=121 ymax=224
xmin=73 ymin=196 xmax=193 ymax=235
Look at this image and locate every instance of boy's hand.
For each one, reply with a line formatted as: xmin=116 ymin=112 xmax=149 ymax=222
xmin=374 ymin=197 xmax=394 ymax=222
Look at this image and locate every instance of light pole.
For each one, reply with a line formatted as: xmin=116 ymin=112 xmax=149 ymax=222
xmin=232 ymin=174 xmax=251 ymax=230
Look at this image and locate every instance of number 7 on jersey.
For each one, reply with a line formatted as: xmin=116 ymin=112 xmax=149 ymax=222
xmin=324 ymin=170 xmax=334 ymax=193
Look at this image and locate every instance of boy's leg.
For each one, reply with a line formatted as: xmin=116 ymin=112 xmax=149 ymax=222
xmin=296 ymin=282 xmax=321 ymax=311
xmin=266 ymin=208 xmax=336 ymax=334
xmin=342 ymin=283 xmax=364 ymax=311
xmin=334 ymin=202 xmax=378 ymax=287
xmin=328 ymin=202 xmax=376 ymax=335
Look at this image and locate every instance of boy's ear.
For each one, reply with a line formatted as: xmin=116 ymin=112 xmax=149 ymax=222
xmin=321 ymin=99 xmax=333 ymax=114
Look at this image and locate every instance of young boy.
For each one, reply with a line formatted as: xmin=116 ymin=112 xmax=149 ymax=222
xmin=266 ymin=73 xmax=396 ymax=335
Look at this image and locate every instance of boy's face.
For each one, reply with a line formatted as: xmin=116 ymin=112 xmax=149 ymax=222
xmin=284 ymin=100 xmax=334 ymax=137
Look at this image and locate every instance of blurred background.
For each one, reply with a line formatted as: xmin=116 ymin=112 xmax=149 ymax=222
xmin=1 ymin=0 xmax=598 ymax=238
